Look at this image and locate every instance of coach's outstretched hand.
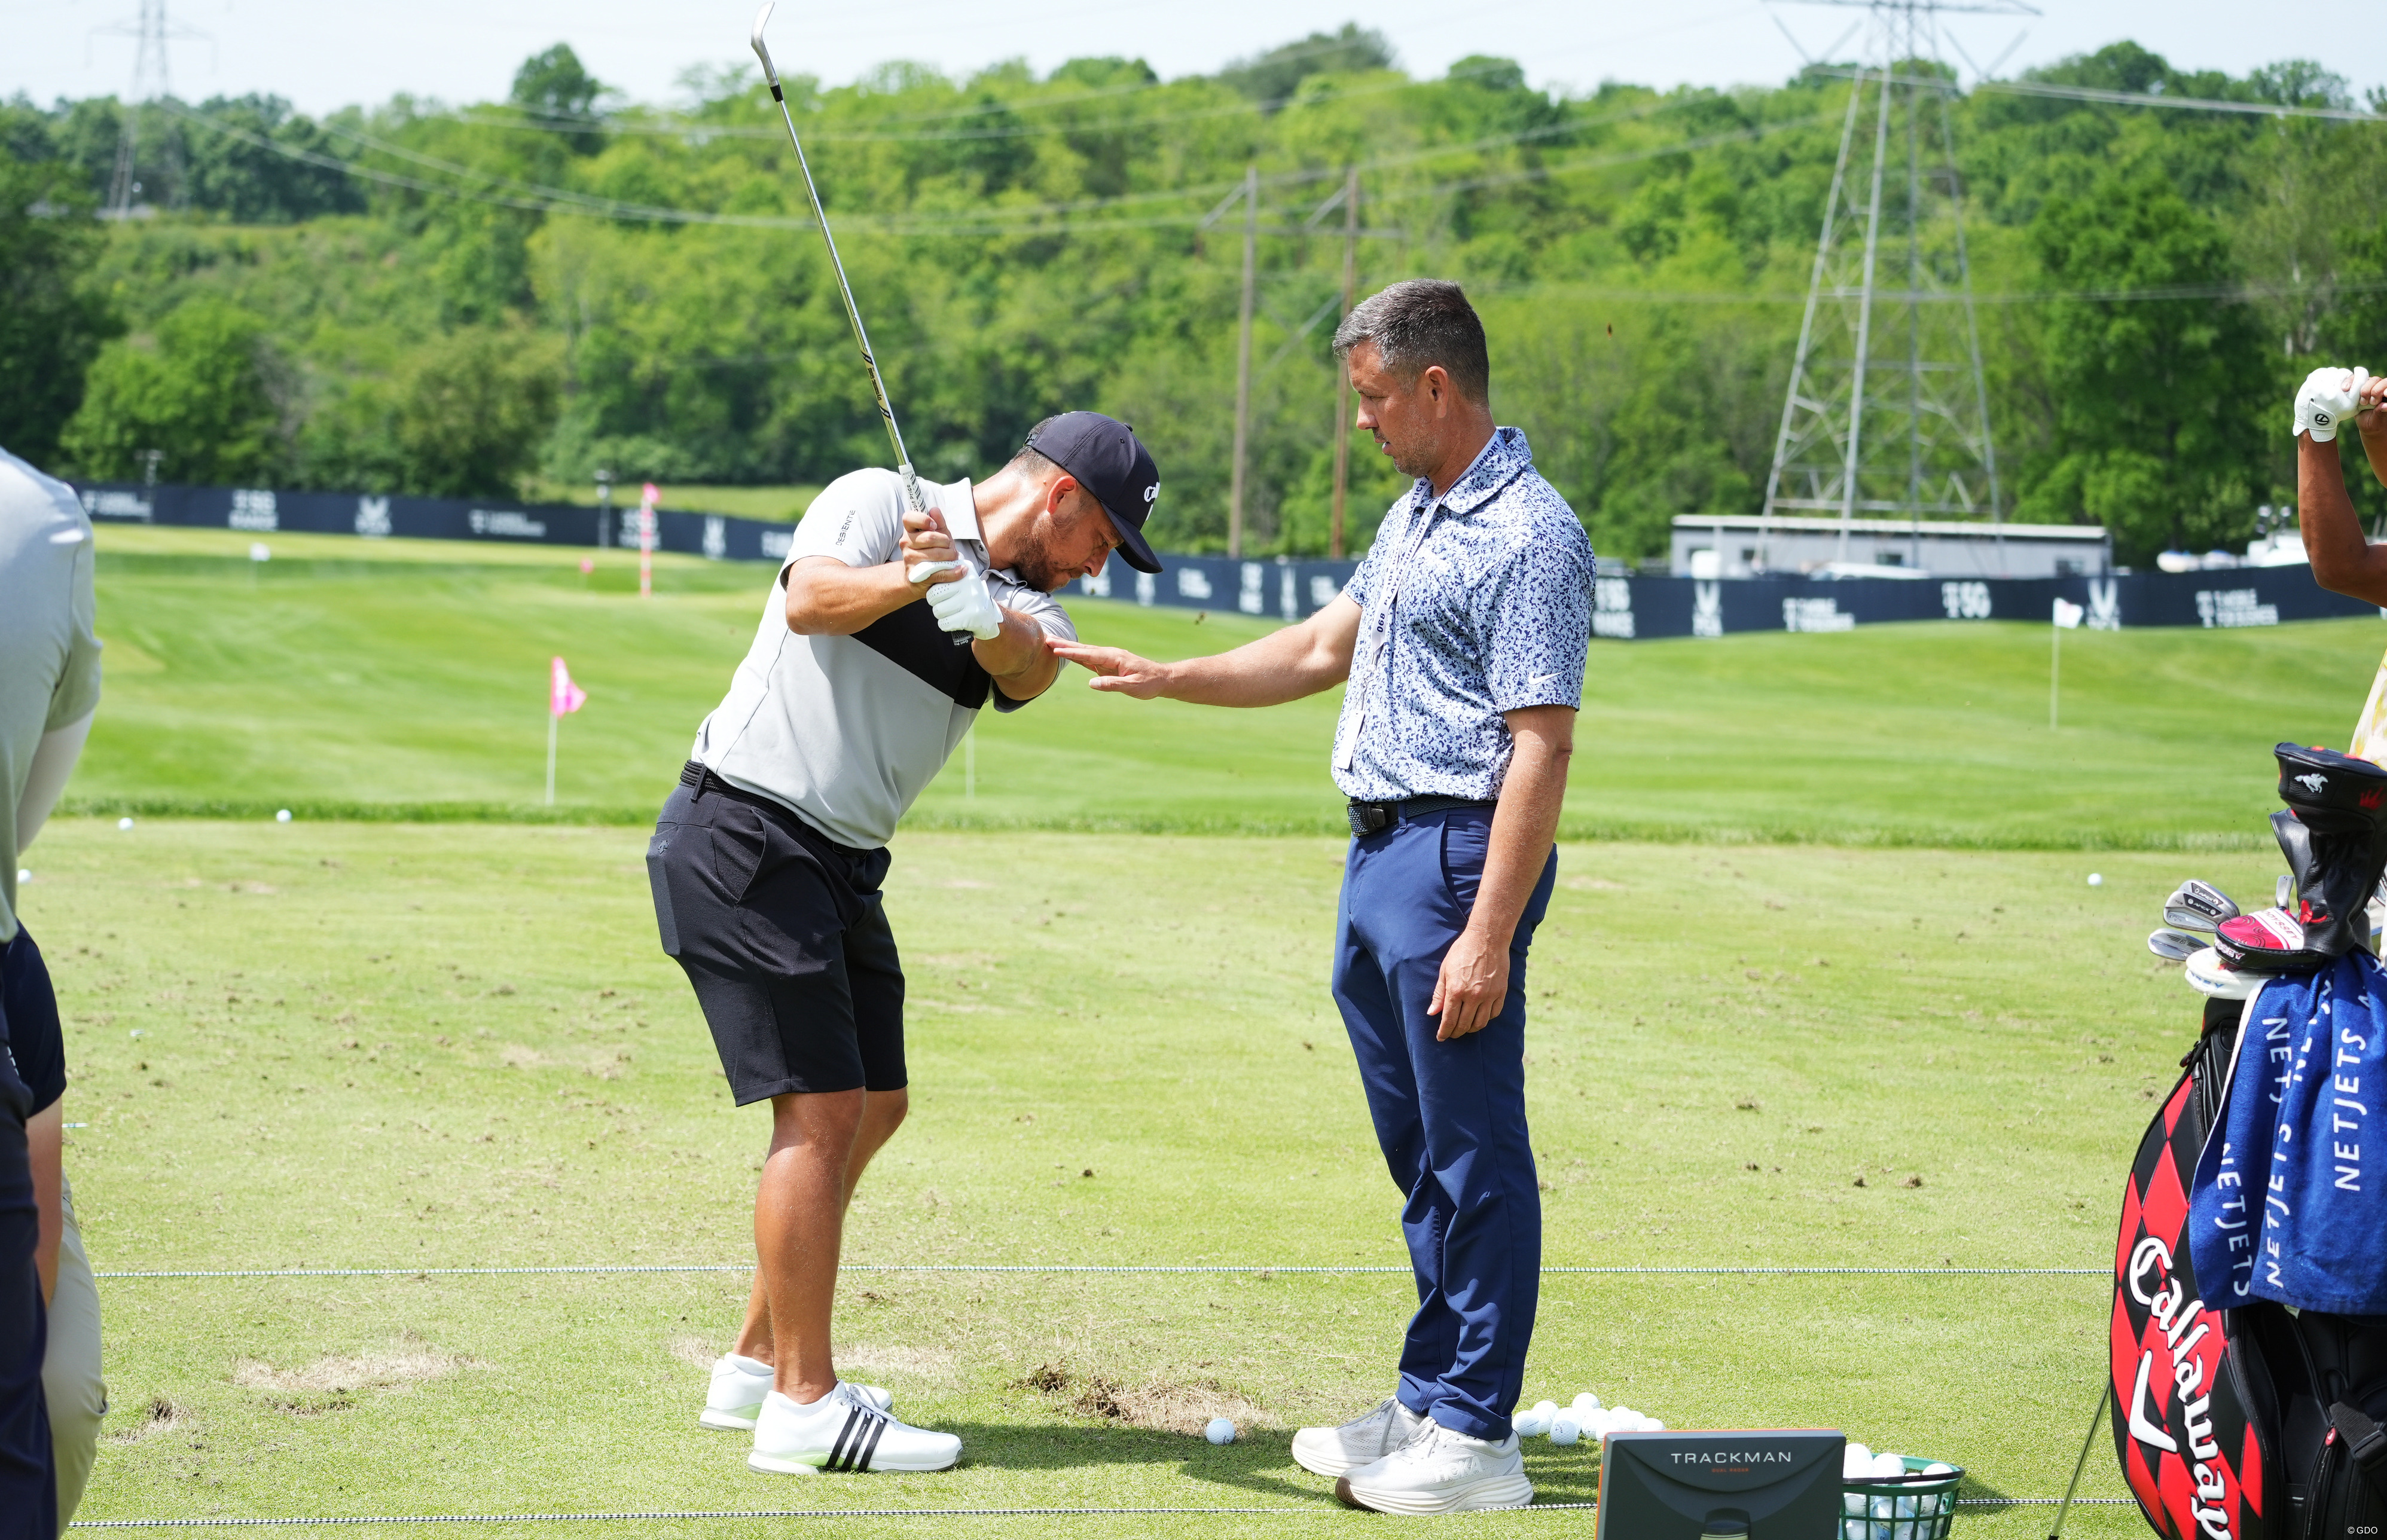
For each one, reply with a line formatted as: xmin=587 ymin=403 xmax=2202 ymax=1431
xmin=1048 ymin=640 xmax=1171 ymax=698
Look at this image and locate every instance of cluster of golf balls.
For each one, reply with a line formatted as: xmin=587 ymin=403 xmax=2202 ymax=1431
xmin=1511 ymin=1391 xmax=1663 ymax=1446
xmin=1841 ymin=1443 xmax=1956 ymax=1539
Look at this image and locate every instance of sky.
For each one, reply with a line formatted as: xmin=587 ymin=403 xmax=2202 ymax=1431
xmin=5 ymin=0 xmax=2381 ymax=117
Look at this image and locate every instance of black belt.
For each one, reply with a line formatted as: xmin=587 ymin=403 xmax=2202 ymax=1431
xmin=679 ymin=760 xmax=875 ymax=861
xmin=1347 ymin=795 xmax=1494 ymax=838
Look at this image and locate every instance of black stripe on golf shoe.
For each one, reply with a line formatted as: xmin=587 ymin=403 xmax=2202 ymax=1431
xmin=827 ymin=1408 xmax=864 ymax=1471
xmin=853 ymin=1411 xmax=889 ymax=1471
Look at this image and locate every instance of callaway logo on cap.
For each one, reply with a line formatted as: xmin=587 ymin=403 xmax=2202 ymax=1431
xmin=1024 ymin=411 xmax=1164 ymax=575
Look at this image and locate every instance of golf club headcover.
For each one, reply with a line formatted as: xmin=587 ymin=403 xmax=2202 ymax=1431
xmin=2184 ymin=946 xmax=2258 ymax=1000
xmin=2215 ymin=745 xmax=2387 ymax=973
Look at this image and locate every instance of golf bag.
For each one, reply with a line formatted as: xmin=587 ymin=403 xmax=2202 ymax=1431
xmin=2214 ymin=746 xmax=2387 ymax=973
xmin=2113 ymin=996 xmax=2387 ymax=1539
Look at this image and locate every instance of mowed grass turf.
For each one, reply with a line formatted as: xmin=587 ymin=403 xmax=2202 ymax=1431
xmin=20 ymin=817 xmax=2278 ymax=1536
xmin=36 ymin=524 xmax=2386 ymax=1533
xmin=77 ymin=522 xmax=2387 ymax=846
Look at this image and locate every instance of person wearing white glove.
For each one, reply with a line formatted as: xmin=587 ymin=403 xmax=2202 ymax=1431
xmin=652 ymin=412 xmax=1164 ymax=1481
xmin=905 ymin=560 xmax=1003 ymax=641
xmin=2297 ymin=365 xmax=2387 ymax=604
xmin=2295 ymin=365 xmax=2370 ymax=444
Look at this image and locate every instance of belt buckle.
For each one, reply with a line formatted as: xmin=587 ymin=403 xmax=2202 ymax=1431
xmin=1347 ymin=802 xmax=1391 ymax=838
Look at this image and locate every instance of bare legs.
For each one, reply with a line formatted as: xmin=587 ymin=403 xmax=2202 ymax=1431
xmin=731 ymin=1086 xmax=909 ymax=1402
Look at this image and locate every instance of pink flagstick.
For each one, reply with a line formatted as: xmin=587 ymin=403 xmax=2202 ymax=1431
xmin=638 ymin=483 xmax=660 ymax=599
xmin=547 ymin=656 xmax=587 ymax=805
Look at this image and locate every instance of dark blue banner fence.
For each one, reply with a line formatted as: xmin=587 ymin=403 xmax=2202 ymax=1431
xmin=78 ymin=481 xmax=2380 ymax=635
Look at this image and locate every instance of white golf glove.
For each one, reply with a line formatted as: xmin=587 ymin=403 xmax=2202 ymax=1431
xmin=923 ymin=567 xmax=1003 ymax=641
xmin=2296 ymin=366 xmax=2370 ymax=443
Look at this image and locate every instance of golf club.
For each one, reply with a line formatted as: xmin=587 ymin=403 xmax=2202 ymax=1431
xmin=2147 ymin=927 xmax=2204 ymax=962
xmin=749 ymin=2 xmax=968 ymax=644
xmin=2279 ymin=873 xmax=2296 ymax=909
xmin=2163 ymin=879 xmax=2238 ymax=933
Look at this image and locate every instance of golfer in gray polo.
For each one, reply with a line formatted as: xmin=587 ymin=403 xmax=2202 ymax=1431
xmin=648 ymin=413 xmax=1162 ymax=1477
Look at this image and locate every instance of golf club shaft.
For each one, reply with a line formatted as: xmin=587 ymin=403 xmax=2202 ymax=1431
xmin=750 ymin=4 xmax=927 ymax=524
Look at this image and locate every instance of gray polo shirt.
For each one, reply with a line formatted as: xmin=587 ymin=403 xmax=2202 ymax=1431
xmin=1 ymin=448 xmax=104 ymax=943
xmin=692 ymin=468 xmax=1075 ymax=850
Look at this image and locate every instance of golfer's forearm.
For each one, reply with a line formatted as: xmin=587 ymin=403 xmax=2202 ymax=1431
xmin=984 ymin=613 xmax=1060 ymax=701
xmin=29 ymin=1102 xmax=60 ymax=1305
xmin=785 ymin=559 xmax=920 ymax=635
xmin=2300 ymin=437 xmax=2387 ymax=604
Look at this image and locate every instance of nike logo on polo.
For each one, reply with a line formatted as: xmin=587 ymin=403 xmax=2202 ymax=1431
xmin=1530 ymin=674 xmax=1557 ymax=689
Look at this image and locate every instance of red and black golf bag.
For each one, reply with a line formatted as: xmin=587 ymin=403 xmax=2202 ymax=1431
xmin=2112 ymin=997 xmax=2387 ymax=1539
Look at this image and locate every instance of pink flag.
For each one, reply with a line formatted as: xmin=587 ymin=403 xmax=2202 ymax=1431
xmin=549 ymin=656 xmax=588 ymax=718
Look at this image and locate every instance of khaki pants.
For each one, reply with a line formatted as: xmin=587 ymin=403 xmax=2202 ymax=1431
xmin=43 ymin=1174 xmax=103 ymax=1532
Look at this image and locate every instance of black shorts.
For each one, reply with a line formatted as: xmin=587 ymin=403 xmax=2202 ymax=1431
xmin=646 ymin=763 xmax=906 ymax=1102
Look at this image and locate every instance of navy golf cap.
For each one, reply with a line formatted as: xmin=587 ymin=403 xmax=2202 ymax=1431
xmin=1026 ymin=412 xmax=1164 ymax=574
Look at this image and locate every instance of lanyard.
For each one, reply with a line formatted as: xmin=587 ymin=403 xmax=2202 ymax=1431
xmin=1335 ymin=490 xmax=1442 ymax=774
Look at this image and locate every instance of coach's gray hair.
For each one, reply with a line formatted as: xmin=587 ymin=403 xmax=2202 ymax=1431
xmin=1332 ymin=279 xmax=1490 ymax=405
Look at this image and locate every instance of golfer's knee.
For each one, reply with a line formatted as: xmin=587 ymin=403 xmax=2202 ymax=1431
xmin=768 ymin=1087 xmax=867 ymax=1150
xmin=868 ymin=1086 xmax=909 ymax=1132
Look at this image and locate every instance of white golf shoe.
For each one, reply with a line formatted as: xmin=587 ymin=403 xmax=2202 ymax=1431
xmin=1291 ymin=1395 xmax=1430 ymax=1478
xmin=748 ymin=1383 xmax=961 ymax=1475
xmin=1336 ymin=1420 xmax=1535 ymax=1514
xmin=700 ymin=1354 xmax=891 ymax=1432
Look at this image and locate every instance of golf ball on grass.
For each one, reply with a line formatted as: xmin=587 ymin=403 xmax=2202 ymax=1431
xmin=1514 ymin=1401 xmax=1558 ymax=1437
xmin=1204 ymin=1417 xmax=1236 ymax=1445
xmin=117 ymin=817 xmax=133 ymax=831
xmin=1549 ymin=1413 xmax=1582 ymax=1446
xmin=1571 ymin=1391 xmax=1603 ymax=1414
xmin=276 ymin=809 xmax=292 ymax=823
xmin=2088 ymin=872 xmax=2104 ymax=887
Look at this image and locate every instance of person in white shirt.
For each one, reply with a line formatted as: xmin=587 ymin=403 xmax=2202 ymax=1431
xmin=648 ymin=413 xmax=1161 ymax=1476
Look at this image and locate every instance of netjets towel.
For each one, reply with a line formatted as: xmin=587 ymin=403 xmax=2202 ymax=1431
xmin=2188 ymin=951 xmax=2387 ymax=1316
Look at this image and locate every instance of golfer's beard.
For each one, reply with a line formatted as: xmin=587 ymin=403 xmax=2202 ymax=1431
xmin=1008 ymin=531 xmax=1070 ymax=592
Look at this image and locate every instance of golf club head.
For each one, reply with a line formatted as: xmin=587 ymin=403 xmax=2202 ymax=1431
xmin=2164 ymin=879 xmax=2239 ymax=931
xmin=2148 ymin=927 xmax=2203 ymax=962
xmin=749 ymin=3 xmax=781 ymax=86
xmin=2279 ymin=873 xmax=2295 ymax=909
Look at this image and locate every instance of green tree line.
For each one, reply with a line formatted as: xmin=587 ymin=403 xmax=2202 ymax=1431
xmin=4 ymin=32 xmax=2384 ymax=563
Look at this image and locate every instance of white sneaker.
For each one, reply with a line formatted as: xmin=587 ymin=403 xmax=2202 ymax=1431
xmin=700 ymin=1355 xmax=892 ymax=1431
xmin=1336 ymin=1421 xmax=1534 ymax=1514
xmin=748 ymin=1383 xmax=961 ymax=1475
xmin=1292 ymin=1395 xmax=1430 ymax=1478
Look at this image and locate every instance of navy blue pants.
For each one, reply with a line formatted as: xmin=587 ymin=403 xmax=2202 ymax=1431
xmin=1331 ymin=807 xmax=1554 ymax=1443
xmin=0 ymin=934 xmax=54 ymax=1538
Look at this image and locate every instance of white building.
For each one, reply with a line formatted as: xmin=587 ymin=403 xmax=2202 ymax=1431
xmin=1668 ymin=515 xmax=2112 ymax=579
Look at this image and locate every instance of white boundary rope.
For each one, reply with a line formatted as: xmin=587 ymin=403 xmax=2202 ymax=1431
xmin=69 ymin=1500 xmax=2131 ymax=1527
xmin=94 ymin=1263 xmax=2104 ymax=1280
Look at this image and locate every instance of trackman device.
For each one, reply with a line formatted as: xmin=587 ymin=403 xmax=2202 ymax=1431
xmin=1595 ymin=1429 xmax=1846 ymax=1539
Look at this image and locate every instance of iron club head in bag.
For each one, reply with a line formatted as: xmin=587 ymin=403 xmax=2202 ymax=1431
xmin=2148 ymin=928 xmax=2205 ymax=962
xmin=2163 ymin=879 xmax=2239 ymax=933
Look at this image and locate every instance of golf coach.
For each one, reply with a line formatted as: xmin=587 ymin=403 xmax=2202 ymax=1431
xmin=1052 ymin=280 xmax=1592 ymax=1516
xmin=646 ymin=413 xmax=1161 ymax=1477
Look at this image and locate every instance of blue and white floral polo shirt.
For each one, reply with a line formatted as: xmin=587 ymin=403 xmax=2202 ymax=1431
xmin=1329 ymin=426 xmax=1594 ymax=804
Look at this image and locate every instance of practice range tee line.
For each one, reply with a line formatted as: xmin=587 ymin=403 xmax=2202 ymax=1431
xmin=94 ymin=1263 xmax=2105 ymax=1280
xmin=69 ymin=1500 xmax=2135 ymax=1528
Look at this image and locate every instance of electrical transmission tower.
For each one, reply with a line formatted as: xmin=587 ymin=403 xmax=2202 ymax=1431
xmin=94 ymin=0 xmax=203 ymax=218
xmin=1758 ymin=0 xmax=2034 ymax=572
